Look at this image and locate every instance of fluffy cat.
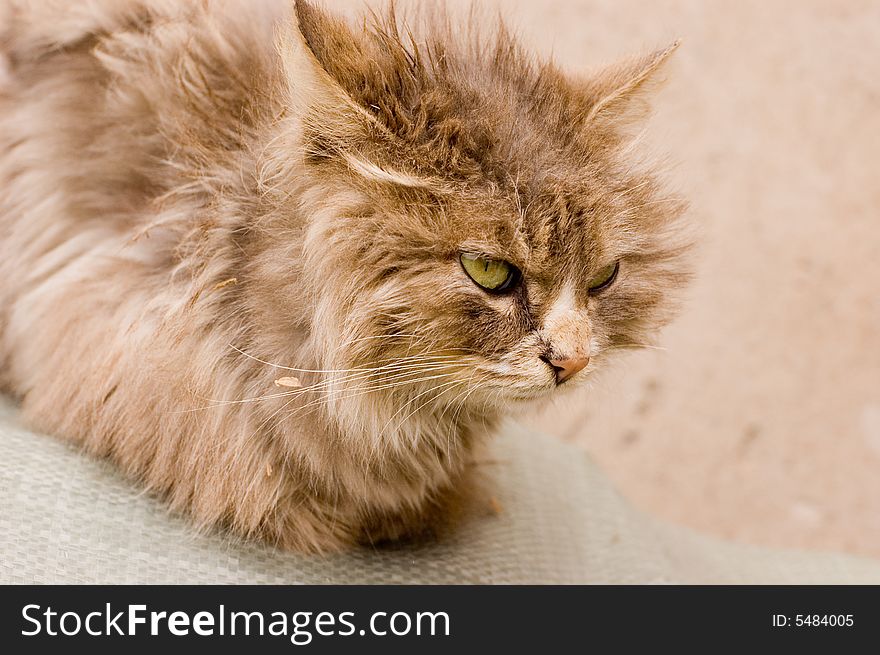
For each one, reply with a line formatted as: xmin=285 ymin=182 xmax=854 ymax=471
xmin=0 ymin=0 xmax=689 ymax=551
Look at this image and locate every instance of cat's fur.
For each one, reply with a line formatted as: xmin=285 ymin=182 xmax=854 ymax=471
xmin=0 ymin=0 xmax=689 ymax=551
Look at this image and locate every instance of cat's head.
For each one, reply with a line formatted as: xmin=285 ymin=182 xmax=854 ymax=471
xmin=261 ymin=1 xmax=690 ymax=418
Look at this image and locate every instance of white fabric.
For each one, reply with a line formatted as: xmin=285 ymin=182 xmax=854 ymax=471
xmin=1 ymin=396 xmax=878 ymax=584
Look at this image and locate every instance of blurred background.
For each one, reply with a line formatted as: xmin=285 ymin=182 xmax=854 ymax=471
xmin=332 ymin=0 xmax=880 ymax=559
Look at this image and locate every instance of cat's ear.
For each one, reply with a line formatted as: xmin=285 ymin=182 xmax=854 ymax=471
xmin=580 ymin=40 xmax=680 ymax=130
xmin=281 ymin=1 xmax=380 ymax=138
xmin=281 ymin=3 xmax=437 ymax=187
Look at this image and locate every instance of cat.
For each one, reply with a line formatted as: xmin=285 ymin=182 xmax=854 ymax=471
xmin=0 ymin=0 xmax=690 ymax=552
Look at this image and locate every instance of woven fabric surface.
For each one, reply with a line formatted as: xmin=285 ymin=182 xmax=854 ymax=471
xmin=2 ymin=396 xmax=879 ymax=584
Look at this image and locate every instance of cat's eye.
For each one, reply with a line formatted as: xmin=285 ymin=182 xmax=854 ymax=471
xmin=588 ymin=260 xmax=620 ymax=293
xmin=460 ymin=254 xmax=520 ymax=293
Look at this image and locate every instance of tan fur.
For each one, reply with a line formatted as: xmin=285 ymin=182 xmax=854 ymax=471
xmin=0 ymin=0 xmax=690 ymax=551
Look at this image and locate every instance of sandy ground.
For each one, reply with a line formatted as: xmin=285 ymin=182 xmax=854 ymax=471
xmin=328 ymin=0 xmax=880 ymax=559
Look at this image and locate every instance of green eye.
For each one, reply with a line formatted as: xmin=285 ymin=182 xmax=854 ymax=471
xmin=588 ymin=260 xmax=620 ymax=292
xmin=460 ymin=254 xmax=520 ymax=293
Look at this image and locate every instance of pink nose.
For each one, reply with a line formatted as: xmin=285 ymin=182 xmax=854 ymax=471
xmin=548 ymin=356 xmax=590 ymax=384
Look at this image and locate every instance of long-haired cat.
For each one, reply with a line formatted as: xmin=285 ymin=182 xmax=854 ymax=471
xmin=0 ymin=0 xmax=689 ymax=551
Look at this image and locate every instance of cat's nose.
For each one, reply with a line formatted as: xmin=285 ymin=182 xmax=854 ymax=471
xmin=543 ymin=356 xmax=590 ymax=384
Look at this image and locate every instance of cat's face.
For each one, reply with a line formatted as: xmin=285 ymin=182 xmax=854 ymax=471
xmin=277 ymin=3 xmax=689 ymax=413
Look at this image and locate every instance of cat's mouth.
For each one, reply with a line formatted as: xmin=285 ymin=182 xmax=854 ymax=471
xmin=502 ymin=372 xmax=590 ymax=403
xmin=469 ymin=352 xmax=596 ymax=404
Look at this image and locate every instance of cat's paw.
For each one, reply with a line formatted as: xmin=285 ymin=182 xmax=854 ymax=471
xmin=355 ymin=473 xmax=490 ymax=549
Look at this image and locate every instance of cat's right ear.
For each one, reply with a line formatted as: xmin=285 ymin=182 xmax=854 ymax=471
xmin=280 ymin=1 xmax=383 ymax=143
xmin=281 ymin=2 xmax=437 ymax=188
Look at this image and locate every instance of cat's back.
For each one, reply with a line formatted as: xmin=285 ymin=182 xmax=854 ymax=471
xmin=0 ymin=0 xmax=284 ymax=220
xmin=0 ymin=0 xmax=284 ymax=307
xmin=0 ymin=0 xmax=286 ymax=392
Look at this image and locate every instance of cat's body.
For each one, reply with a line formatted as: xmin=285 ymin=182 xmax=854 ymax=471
xmin=0 ymin=0 xmax=688 ymax=551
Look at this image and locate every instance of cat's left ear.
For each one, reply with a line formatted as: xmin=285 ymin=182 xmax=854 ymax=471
xmin=580 ymin=40 xmax=681 ymax=130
